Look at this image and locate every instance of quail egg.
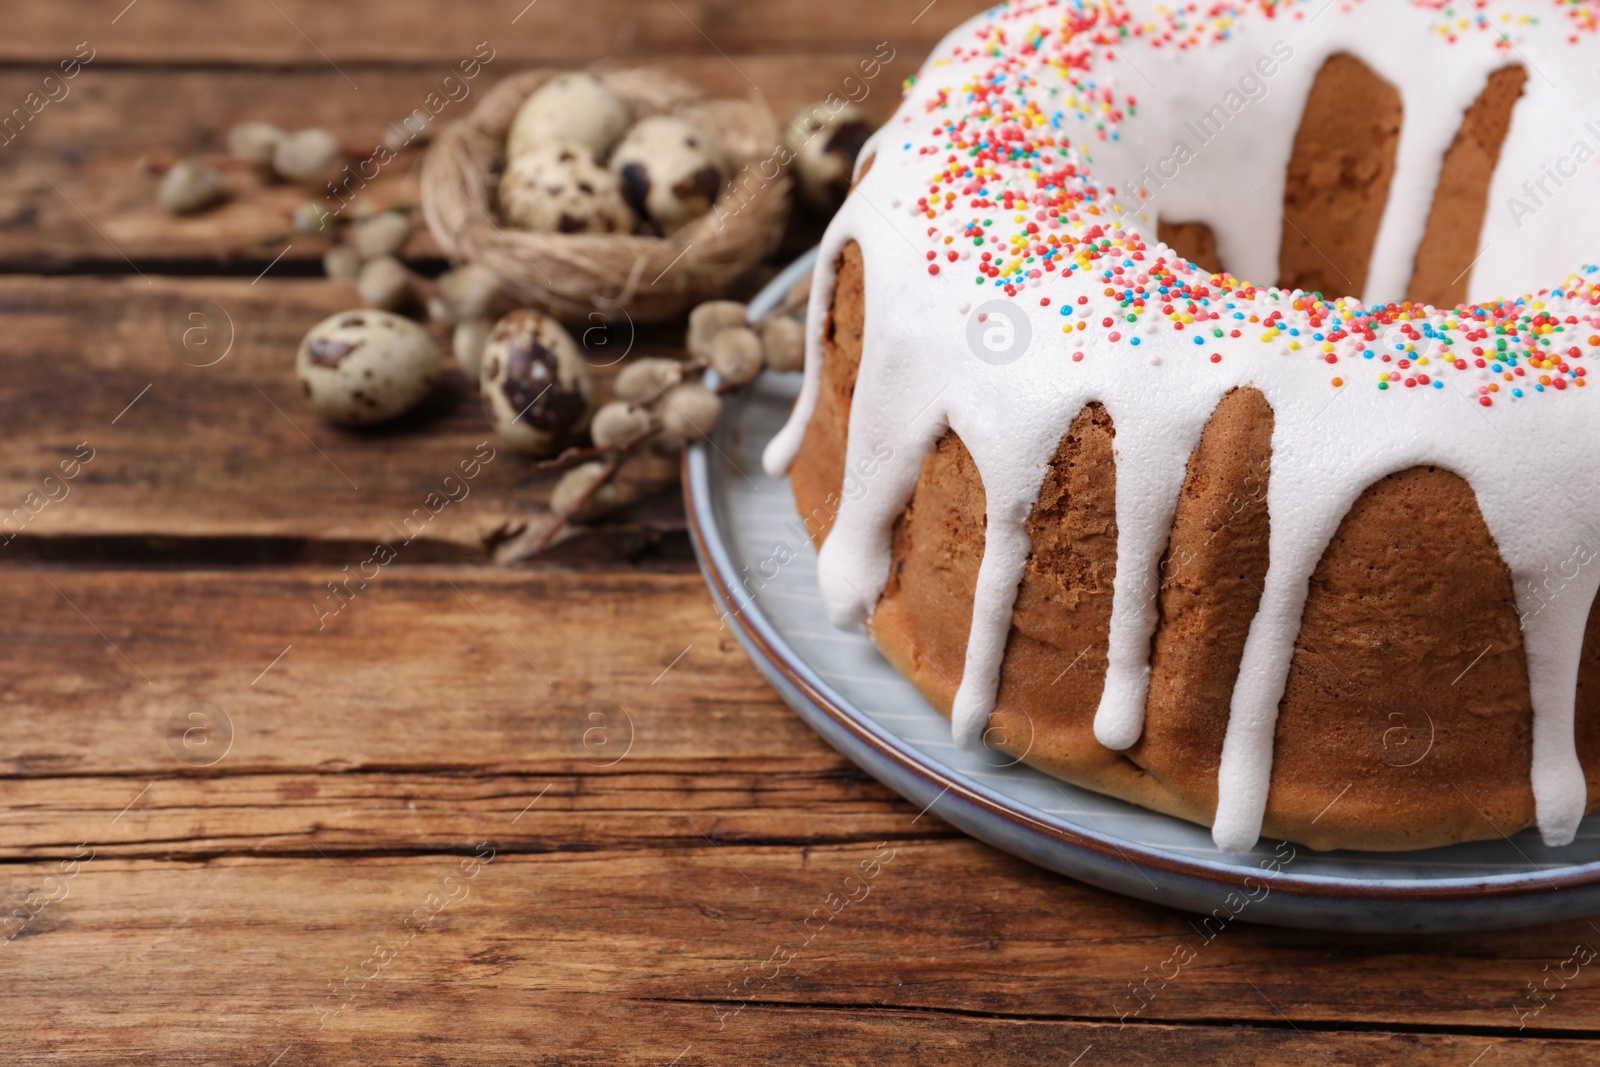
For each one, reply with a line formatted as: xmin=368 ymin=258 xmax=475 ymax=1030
xmin=296 ymin=310 xmax=440 ymax=426
xmin=785 ymin=104 xmax=875 ymax=211
xmin=499 ymin=144 xmax=636 ymax=234
xmin=350 ymin=211 xmax=411 ymax=259
xmin=609 ymin=115 xmax=725 ymax=235
xmin=480 ymin=309 xmax=594 ymax=454
xmin=506 ymin=73 xmax=631 ymax=161
xmin=322 ymin=243 xmax=362 ymax=280
xmin=453 ymin=318 xmax=492 ymax=381
xmin=440 ymin=263 xmax=508 ymax=321
xmin=357 ymin=256 xmax=415 ymax=311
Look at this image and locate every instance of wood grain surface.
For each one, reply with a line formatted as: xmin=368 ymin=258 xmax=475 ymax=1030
xmin=3 ymin=1 xmax=1598 ymax=1063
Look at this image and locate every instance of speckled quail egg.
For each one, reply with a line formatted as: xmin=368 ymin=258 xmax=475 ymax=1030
xmin=296 ymin=310 xmax=440 ymax=426
xmin=499 ymin=144 xmax=637 ymax=234
xmin=480 ymin=309 xmax=594 ymax=454
xmin=785 ymin=104 xmax=875 ymax=211
xmin=506 ymin=72 xmax=631 ymax=161
xmin=608 ymin=116 xmax=724 ymax=236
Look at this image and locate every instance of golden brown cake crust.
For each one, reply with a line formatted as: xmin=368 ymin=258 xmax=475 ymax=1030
xmin=1406 ymin=65 xmax=1528 ymax=308
xmin=1278 ymin=53 xmax=1402 ymax=299
xmin=791 ymin=239 xmax=1600 ymax=851
xmin=988 ymin=403 xmax=1163 ymax=808
xmin=1133 ymin=387 xmax=1274 ymax=824
xmin=1265 ymin=466 xmax=1541 ymax=850
xmin=871 ymin=430 xmax=984 ymax=710
xmin=789 ymin=242 xmax=865 ymax=542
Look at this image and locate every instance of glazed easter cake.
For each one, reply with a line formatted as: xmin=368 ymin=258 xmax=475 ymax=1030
xmin=764 ymin=0 xmax=1600 ymax=853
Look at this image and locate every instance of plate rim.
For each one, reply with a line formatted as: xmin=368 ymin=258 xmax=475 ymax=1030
xmin=681 ymin=249 xmax=1600 ymax=924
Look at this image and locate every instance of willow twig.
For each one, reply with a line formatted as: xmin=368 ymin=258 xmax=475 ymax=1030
xmin=526 ymin=454 xmax=624 ymax=558
xmin=531 ymin=423 xmax=658 ymax=474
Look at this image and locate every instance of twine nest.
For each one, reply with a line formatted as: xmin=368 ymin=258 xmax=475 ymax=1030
xmin=422 ymin=68 xmax=791 ymax=324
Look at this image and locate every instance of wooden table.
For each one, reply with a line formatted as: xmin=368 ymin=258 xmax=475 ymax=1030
xmin=3 ymin=2 xmax=1596 ymax=1062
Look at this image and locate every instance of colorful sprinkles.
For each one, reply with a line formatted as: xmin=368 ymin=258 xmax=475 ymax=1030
xmin=1423 ymin=0 xmax=1600 ymax=44
xmin=907 ymin=0 xmax=1600 ymax=406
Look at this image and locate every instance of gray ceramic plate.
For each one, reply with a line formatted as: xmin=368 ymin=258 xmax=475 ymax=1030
xmin=684 ymin=249 xmax=1600 ymax=932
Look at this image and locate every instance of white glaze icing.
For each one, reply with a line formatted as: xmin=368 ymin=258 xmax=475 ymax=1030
xmin=764 ymin=0 xmax=1600 ymax=851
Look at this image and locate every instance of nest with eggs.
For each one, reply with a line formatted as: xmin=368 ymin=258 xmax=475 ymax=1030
xmin=421 ymin=67 xmax=791 ymax=324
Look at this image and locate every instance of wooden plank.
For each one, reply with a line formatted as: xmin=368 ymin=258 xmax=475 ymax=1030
xmin=0 ymin=767 xmax=924 ymax=858
xmin=0 ymin=276 xmax=714 ymax=553
xmin=4 ymin=848 xmax=1600 ymax=1048
xmin=9 ymin=770 xmax=1600 ymax=1038
xmin=2 ymin=0 xmax=972 ymax=65
xmin=0 ymin=59 xmax=902 ymax=265
xmin=0 ymin=568 xmax=810 ymax=775
xmin=7 ymin=972 xmax=1573 ymax=1067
